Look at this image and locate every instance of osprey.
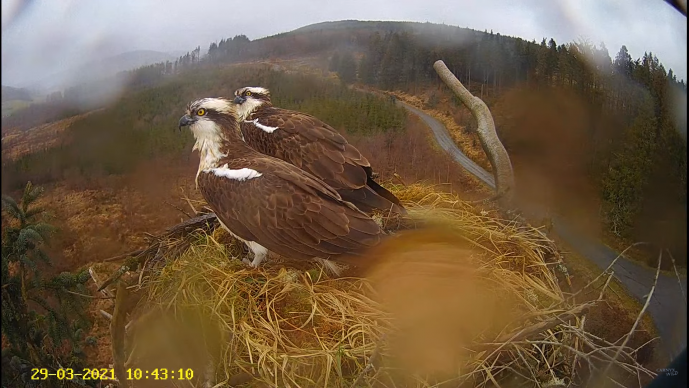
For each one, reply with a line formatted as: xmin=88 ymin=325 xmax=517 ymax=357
xmin=231 ymin=86 xmax=407 ymax=216
xmin=178 ymin=97 xmax=384 ymax=269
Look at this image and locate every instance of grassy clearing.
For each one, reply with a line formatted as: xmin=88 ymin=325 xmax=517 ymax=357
xmin=97 ymin=184 xmax=656 ymax=388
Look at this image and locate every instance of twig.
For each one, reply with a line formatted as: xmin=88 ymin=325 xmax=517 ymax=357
xmin=570 ymin=315 xmax=586 ymax=383
xmin=64 ymin=289 xmax=113 ymax=299
xmin=180 ymin=188 xmax=200 ymax=215
xmin=392 ymin=173 xmax=407 ymax=187
xmin=466 ymin=188 xmax=509 ymax=205
xmin=567 ymin=242 xmax=650 ymax=303
xmin=666 ymin=249 xmax=686 ymax=305
xmin=349 ymin=335 xmax=386 ymax=388
xmin=89 ymin=267 xmax=114 ymax=298
xmin=164 ymin=200 xmax=193 ymax=219
xmin=602 ymin=250 xmax=662 ymax=379
xmin=103 ymin=250 xmax=145 ymax=263
xmin=597 ymin=271 xmax=615 ymax=301
xmin=472 ymin=302 xmax=594 ymax=353
xmin=98 ymin=265 xmax=130 ymax=293
xmin=100 ymin=310 xmax=135 ymax=332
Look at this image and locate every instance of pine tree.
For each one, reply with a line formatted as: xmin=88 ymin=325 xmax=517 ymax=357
xmin=2 ymin=182 xmax=95 ymax=387
xmin=600 ymin=99 xmax=658 ymax=235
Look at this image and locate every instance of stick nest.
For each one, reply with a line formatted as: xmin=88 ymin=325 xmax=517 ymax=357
xmin=102 ymin=184 xmax=655 ymax=388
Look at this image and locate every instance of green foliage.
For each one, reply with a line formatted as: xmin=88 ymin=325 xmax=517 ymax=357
xmin=1 ymin=182 xmax=95 ymax=388
xmin=3 ymin=20 xmax=685 ymax=259
xmin=600 ymin=102 xmax=657 ymax=235
xmin=2 ymin=66 xmax=406 ymax=191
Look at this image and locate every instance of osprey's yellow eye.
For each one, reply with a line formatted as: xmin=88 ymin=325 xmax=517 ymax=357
xmin=197 ymin=108 xmax=206 ymax=116
xmin=245 ymin=91 xmax=252 ymax=96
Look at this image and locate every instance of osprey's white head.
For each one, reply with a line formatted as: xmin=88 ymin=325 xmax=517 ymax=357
xmin=232 ymin=86 xmax=272 ymax=121
xmin=178 ymin=97 xmax=241 ymax=183
xmin=178 ymin=97 xmax=239 ymax=140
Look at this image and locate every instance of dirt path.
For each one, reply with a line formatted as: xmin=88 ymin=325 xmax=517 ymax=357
xmin=399 ymin=100 xmax=688 ymax=361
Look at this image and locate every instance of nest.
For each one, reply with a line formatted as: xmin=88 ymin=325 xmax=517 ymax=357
xmin=95 ymin=184 xmax=656 ymax=388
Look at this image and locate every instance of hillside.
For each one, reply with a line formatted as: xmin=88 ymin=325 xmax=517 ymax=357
xmin=1 ymin=19 xmax=680 ymax=387
xmin=2 ymin=20 xmax=686 ymax=268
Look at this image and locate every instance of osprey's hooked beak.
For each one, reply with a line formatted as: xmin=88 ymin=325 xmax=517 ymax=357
xmin=233 ymin=96 xmax=246 ymax=104
xmin=178 ymin=115 xmax=195 ymax=131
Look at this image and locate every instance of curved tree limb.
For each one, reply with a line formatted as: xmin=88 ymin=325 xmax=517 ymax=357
xmin=433 ymin=60 xmax=516 ymax=210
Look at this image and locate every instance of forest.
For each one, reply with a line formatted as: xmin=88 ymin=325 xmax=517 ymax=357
xmin=2 ymin=19 xmax=685 ymax=386
xmin=1 ymin=65 xmax=407 ymax=192
xmin=2 ymin=20 xmax=687 ymax=263
xmin=199 ymin=21 xmax=687 ymax=265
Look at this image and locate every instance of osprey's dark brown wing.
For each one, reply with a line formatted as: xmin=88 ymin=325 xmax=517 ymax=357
xmin=241 ymin=107 xmax=406 ymax=214
xmin=197 ymin=156 xmax=383 ymax=261
xmin=242 ymin=108 xmax=369 ymax=189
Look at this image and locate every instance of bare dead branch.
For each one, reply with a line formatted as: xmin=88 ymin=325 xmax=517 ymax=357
xmin=666 ymin=249 xmax=687 ymax=305
xmin=102 ymin=250 xmax=145 ymax=263
xmin=433 ymin=60 xmax=516 ymax=209
xmin=472 ymin=302 xmax=595 ymax=352
xmin=163 ymin=200 xmax=193 ymax=219
xmin=111 ymin=281 xmax=131 ymax=387
xmin=89 ymin=267 xmax=115 ymax=298
xmin=467 ymin=186 xmax=510 ymax=205
xmin=602 ymin=250 xmax=663 ymax=378
xmin=350 ymin=334 xmax=386 ymax=388
xmin=392 ymin=172 xmax=407 ymax=186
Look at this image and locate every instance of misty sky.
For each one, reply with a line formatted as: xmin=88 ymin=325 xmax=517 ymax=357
xmin=1 ymin=0 xmax=686 ymax=88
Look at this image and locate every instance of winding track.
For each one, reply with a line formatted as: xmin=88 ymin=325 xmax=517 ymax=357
xmin=399 ymin=101 xmax=687 ymax=361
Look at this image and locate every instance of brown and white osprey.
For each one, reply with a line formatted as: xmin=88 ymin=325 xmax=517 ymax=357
xmin=178 ymin=97 xmax=384 ymax=269
xmin=231 ymin=86 xmax=407 ymax=215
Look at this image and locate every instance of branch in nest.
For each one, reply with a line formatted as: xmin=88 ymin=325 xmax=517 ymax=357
xmin=467 ymin=187 xmax=510 ymax=205
xmin=98 ymin=213 xmax=220 ymax=292
xmin=102 ymin=250 xmax=145 ymax=263
xmin=164 ymin=212 xmax=218 ymax=238
xmin=601 ymin=250 xmax=663 ymax=379
xmin=472 ymin=301 xmax=595 ymax=353
xmin=163 ymin=200 xmax=193 ymax=219
xmin=350 ymin=334 xmax=386 ymax=388
xmin=98 ymin=265 xmax=131 ymax=293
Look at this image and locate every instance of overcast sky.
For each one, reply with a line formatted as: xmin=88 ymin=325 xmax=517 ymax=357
xmin=1 ymin=0 xmax=686 ymax=88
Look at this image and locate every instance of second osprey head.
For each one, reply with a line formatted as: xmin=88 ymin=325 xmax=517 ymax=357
xmin=232 ymin=86 xmax=272 ymax=120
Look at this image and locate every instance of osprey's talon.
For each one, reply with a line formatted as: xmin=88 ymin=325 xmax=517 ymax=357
xmin=242 ymin=257 xmax=253 ymax=266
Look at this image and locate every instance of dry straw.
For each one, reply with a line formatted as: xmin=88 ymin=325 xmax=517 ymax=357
xmin=104 ymin=184 xmax=656 ymax=388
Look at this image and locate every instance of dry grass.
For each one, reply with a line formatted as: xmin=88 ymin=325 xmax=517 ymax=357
xmin=97 ymin=184 xmax=657 ymax=388
xmin=1 ymin=110 xmax=101 ymax=161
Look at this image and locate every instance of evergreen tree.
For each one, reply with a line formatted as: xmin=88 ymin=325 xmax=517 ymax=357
xmin=2 ymin=182 xmax=95 ymax=387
